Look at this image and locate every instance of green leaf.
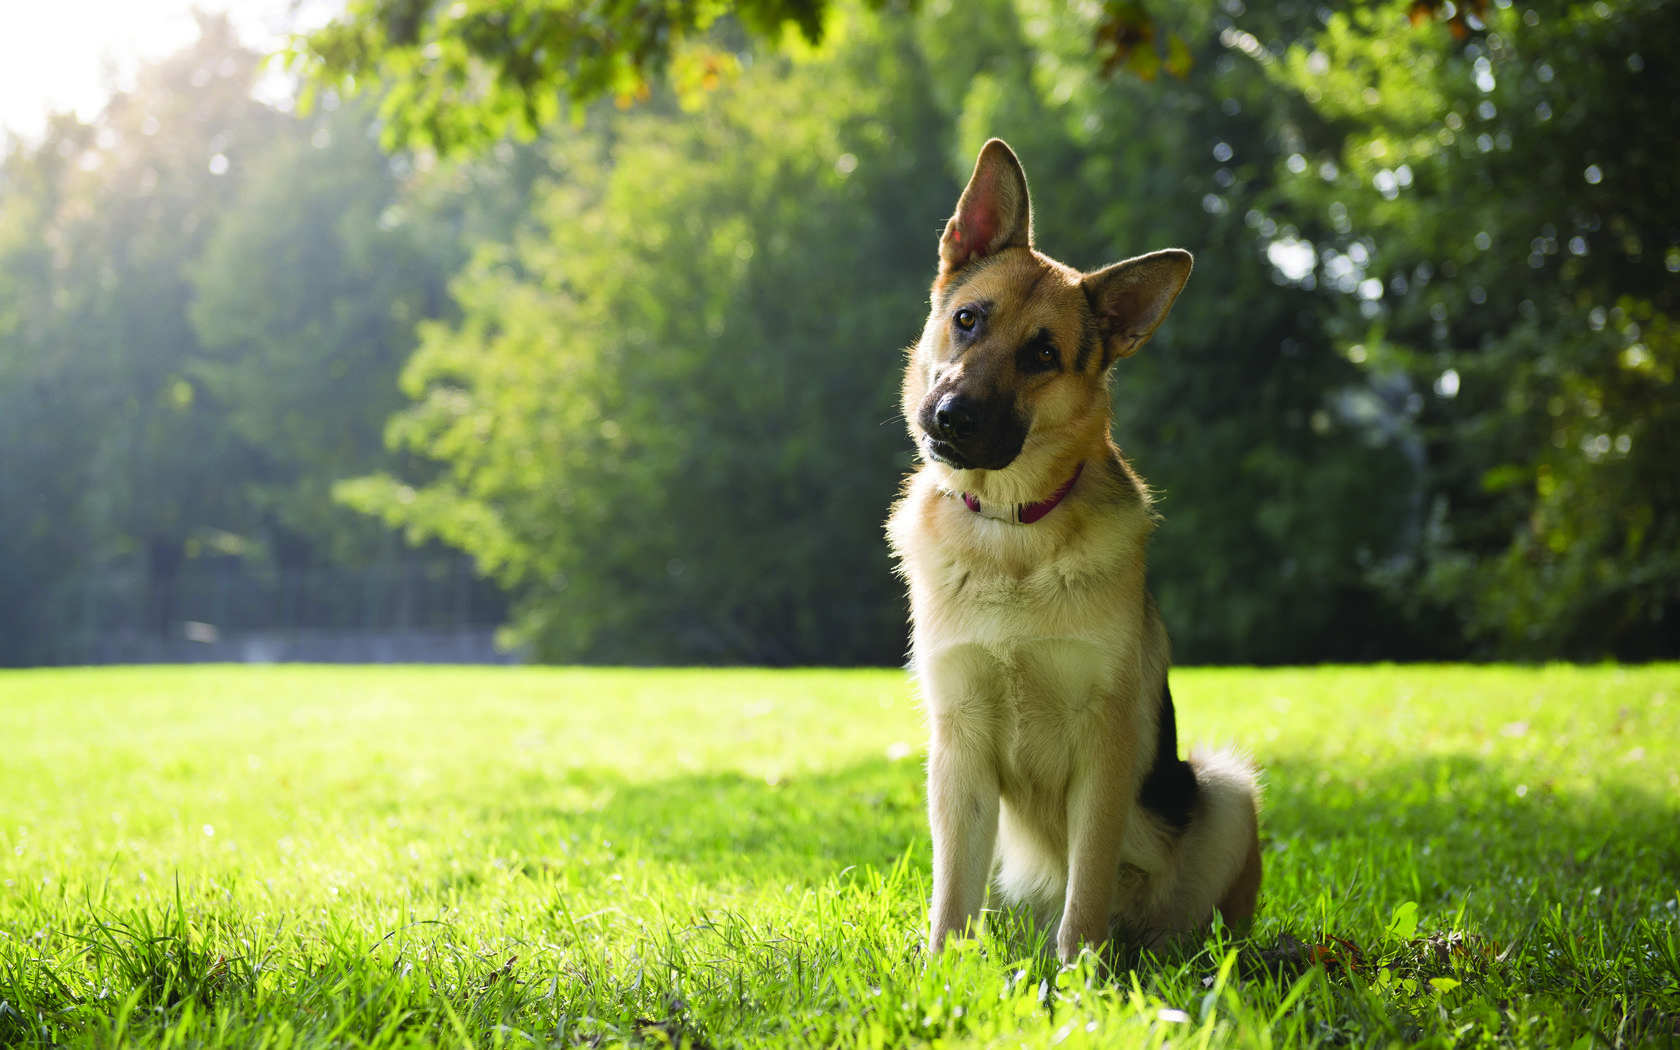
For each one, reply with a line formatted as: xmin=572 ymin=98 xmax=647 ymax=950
xmin=1126 ymin=38 xmax=1162 ymax=82
xmin=1479 ymin=465 xmax=1527 ymax=494
xmin=1386 ymin=899 xmax=1419 ymax=941
xmin=1165 ymin=32 xmax=1193 ymax=79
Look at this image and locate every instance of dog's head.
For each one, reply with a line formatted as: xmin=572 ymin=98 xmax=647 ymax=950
xmin=904 ymin=140 xmax=1192 ymax=489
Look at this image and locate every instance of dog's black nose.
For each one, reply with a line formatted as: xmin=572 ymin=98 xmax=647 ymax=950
xmin=934 ymin=394 xmax=978 ymax=442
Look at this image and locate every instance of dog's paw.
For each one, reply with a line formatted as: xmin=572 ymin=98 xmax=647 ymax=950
xmin=1056 ymin=920 xmax=1107 ymax=965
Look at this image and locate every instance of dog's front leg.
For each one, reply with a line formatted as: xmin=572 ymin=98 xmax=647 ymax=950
xmin=926 ymin=710 xmax=999 ymax=952
xmin=1058 ymin=702 xmax=1136 ymax=963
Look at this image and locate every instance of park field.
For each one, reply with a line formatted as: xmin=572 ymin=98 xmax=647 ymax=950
xmin=1 ymin=664 xmax=1677 ymax=1048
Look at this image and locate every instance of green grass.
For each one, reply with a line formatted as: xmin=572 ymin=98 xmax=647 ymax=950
xmin=1 ymin=664 xmax=1676 ymax=1048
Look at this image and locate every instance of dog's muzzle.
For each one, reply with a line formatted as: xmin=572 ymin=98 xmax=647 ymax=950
xmin=918 ymin=391 xmax=1026 ymax=471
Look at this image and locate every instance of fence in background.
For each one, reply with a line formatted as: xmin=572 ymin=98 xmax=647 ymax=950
xmin=37 ymin=557 xmax=517 ymax=665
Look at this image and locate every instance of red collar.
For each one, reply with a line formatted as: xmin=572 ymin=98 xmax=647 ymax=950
xmin=961 ymin=463 xmax=1084 ymax=524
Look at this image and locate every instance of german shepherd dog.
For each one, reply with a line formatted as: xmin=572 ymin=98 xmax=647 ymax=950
xmin=887 ymin=140 xmax=1262 ymax=964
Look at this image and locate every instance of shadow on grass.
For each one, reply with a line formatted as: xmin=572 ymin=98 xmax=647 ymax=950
xmin=456 ymin=750 xmax=1679 ymax=1040
xmin=1260 ymin=751 xmax=1678 ymax=919
xmin=477 ymin=757 xmax=932 ymax=887
xmin=9 ymin=753 xmax=1676 ymax=1049
xmin=463 ymin=749 xmax=1678 ymax=929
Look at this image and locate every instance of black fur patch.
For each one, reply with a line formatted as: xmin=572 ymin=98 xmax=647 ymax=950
xmin=1016 ymin=328 xmax=1060 ymax=374
xmin=1075 ymin=317 xmax=1101 ymax=372
xmin=1137 ymin=681 xmax=1198 ymax=832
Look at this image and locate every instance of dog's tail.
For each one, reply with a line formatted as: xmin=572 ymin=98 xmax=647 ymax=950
xmin=1144 ymin=745 xmax=1262 ymax=935
xmin=1191 ymin=745 xmax=1263 ymax=925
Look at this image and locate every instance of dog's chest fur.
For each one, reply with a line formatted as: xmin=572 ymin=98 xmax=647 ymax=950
xmin=891 ymin=461 xmax=1158 ymax=800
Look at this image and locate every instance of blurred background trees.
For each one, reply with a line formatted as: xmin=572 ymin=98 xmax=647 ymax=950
xmin=1269 ymin=0 xmax=1679 ymax=658
xmin=1 ymin=0 xmax=1672 ymax=665
xmin=0 ymin=14 xmax=516 ymax=662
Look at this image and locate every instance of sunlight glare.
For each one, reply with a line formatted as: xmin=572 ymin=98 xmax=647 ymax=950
xmin=0 ymin=0 xmax=341 ymax=146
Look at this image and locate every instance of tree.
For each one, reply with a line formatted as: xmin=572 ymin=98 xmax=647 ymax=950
xmin=0 ymin=15 xmax=281 ymax=660
xmin=336 ymin=0 xmax=1442 ymax=664
xmin=188 ymin=95 xmax=453 ymax=568
xmin=0 ymin=16 xmax=519 ymax=662
xmin=337 ymin=12 xmax=954 ymax=663
xmin=292 ymin=0 xmax=852 ymax=151
xmin=289 ymin=0 xmax=1202 ymax=153
xmin=1265 ymin=0 xmax=1679 ymax=657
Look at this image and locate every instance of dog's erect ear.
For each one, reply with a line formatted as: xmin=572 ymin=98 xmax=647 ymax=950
xmin=1082 ymin=249 xmax=1193 ymax=366
xmin=938 ymin=139 xmax=1033 ymax=277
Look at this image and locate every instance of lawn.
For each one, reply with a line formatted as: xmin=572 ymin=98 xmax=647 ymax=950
xmin=1 ymin=664 xmax=1676 ymax=1048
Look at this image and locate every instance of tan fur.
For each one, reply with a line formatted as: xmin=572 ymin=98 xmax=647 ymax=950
xmin=887 ymin=140 xmax=1261 ymax=963
xmin=1219 ymin=816 xmax=1264 ymax=926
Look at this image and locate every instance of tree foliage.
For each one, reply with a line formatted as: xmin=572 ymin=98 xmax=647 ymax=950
xmin=0 ymin=17 xmax=513 ymax=663
xmin=1267 ymin=0 xmax=1680 ymax=656
xmin=335 ymin=1 xmax=1426 ymax=664
xmin=335 ymin=0 xmax=1676 ymax=663
xmin=291 ymin=0 xmax=842 ymax=151
xmin=1 ymin=0 xmax=1671 ymax=665
xmin=0 ymin=17 xmax=278 ymax=655
xmin=339 ymin=15 xmax=952 ymax=663
xmin=287 ymin=0 xmax=1207 ymax=153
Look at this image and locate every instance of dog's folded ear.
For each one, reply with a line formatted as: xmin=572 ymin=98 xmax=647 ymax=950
xmin=939 ymin=139 xmax=1033 ymax=278
xmin=1083 ymin=249 xmax=1194 ymax=367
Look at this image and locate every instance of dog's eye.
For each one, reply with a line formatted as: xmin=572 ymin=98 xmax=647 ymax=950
xmin=954 ymin=308 xmax=977 ymax=331
xmin=1018 ymin=329 xmax=1059 ymax=372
